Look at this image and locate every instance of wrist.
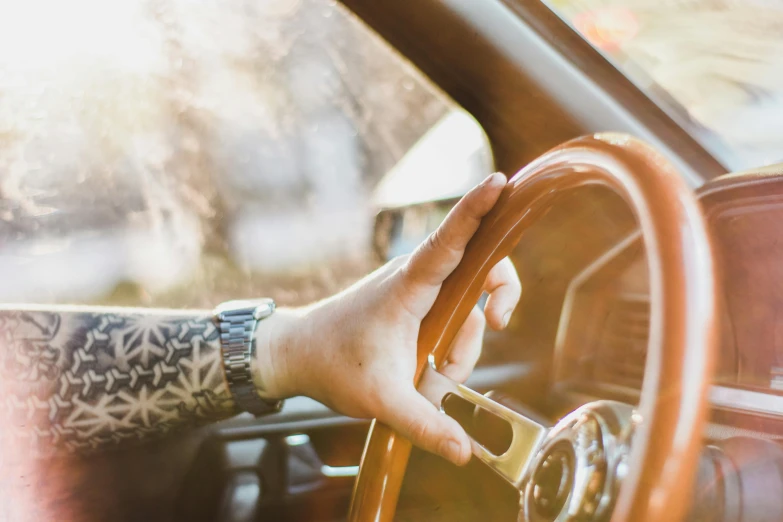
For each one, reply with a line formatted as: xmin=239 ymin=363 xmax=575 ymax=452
xmin=251 ymin=308 xmax=308 ymax=399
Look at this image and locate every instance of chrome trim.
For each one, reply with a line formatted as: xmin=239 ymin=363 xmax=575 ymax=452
xmin=285 ymin=433 xmax=360 ymax=478
xmin=284 ymin=433 xmax=311 ymax=446
xmin=320 ymin=465 xmax=360 ymax=478
xmin=710 ymin=385 xmax=783 ymax=416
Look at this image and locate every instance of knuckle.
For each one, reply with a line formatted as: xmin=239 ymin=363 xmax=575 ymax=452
xmin=389 ymin=254 xmax=409 ymax=266
xmin=430 ymin=227 xmax=462 ymax=256
xmin=425 ymin=229 xmax=441 ymax=252
xmin=383 ymin=255 xmax=410 ymax=280
xmin=405 ymin=417 xmax=432 ymax=446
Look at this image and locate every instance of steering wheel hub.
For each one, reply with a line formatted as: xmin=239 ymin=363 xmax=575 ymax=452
xmin=522 ymin=401 xmax=635 ymax=522
xmin=531 ymin=443 xmax=574 ymax=519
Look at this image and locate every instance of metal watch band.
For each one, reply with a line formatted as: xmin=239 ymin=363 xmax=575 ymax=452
xmin=213 ymin=298 xmax=283 ymax=417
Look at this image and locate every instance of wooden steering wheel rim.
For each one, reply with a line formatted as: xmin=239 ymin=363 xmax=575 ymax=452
xmin=348 ymin=134 xmax=717 ymax=522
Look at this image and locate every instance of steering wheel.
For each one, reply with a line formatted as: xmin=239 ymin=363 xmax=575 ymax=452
xmin=348 ymin=134 xmax=717 ymax=522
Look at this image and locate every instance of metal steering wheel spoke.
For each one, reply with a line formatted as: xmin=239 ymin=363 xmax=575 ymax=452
xmin=419 ymin=360 xmax=642 ymax=522
xmin=418 ymin=361 xmax=548 ymax=488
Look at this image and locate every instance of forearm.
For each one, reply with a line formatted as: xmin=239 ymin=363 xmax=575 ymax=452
xmin=0 ymin=305 xmax=239 ymax=456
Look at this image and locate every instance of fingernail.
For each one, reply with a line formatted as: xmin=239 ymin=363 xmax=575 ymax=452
xmin=502 ymin=311 xmax=512 ymax=328
xmin=480 ymin=172 xmax=502 ymax=188
xmin=442 ymin=439 xmax=464 ymax=464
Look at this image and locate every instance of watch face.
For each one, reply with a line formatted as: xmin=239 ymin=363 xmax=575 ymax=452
xmin=214 ymin=298 xmax=275 ymax=319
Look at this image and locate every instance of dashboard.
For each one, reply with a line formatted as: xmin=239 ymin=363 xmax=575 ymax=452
xmin=550 ymin=165 xmax=783 ymax=428
xmin=710 ymin=193 xmax=783 ymax=392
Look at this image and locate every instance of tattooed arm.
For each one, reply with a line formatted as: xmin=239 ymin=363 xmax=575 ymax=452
xmin=0 ymin=173 xmax=522 ymax=467
xmin=0 ymin=306 xmax=241 ymax=455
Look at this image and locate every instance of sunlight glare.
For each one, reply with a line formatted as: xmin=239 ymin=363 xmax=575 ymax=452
xmin=0 ymin=0 xmax=163 ymax=73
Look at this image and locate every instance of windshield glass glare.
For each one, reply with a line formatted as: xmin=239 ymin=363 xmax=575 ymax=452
xmin=547 ymin=0 xmax=783 ymax=171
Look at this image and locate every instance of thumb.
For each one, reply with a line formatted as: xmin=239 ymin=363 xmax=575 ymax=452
xmin=380 ymin=385 xmax=472 ymax=466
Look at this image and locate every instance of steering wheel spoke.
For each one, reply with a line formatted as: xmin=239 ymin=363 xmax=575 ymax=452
xmin=418 ymin=362 xmax=548 ymax=488
xmin=418 ymin=363 xmax=640 ymax=522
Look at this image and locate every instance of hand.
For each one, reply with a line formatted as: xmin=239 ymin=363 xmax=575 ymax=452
xmin=256 ymin=173 xmax=521 ymax=465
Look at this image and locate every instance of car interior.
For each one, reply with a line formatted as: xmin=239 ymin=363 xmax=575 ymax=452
xmin=4 ymin=1 xmax=783 ymax=521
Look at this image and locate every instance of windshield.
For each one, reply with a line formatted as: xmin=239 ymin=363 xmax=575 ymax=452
xmin=547 ymin=0 xmax=783 ymax=171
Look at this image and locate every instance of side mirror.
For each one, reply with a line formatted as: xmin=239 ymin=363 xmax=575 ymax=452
xmin=372 ymin=110 xmax=494 ymax=261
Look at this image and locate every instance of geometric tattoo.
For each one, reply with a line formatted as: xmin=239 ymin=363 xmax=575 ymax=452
xmin=0 ymin=308 xmax=237 ymax=457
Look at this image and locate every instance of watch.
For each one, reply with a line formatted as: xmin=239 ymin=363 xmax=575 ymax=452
xmin=213 ymin=298 xmax=284 ymax=416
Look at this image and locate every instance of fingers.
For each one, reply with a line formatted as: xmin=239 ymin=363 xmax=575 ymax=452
xmin=403 ymin=173 xmax=507 ymax=291
xmin=441 ymin=306 xmax=485 ymax=383
xmin=483 ymin=257 xmax=522 ymax=330
xmin=440 ymin=258 xmax=519 ymax=383
xmin=380 ymin=385 xmax=472 ymax=466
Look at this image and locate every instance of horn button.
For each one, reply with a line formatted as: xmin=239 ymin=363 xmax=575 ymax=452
xmin=521 ymin=401 xmax=635 ymax=522
xmin=531 ymin=443 xmax=574 ymax=519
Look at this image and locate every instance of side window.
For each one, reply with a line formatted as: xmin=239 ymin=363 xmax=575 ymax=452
xmin=0 ymin=0 xmax=493 ymax=308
